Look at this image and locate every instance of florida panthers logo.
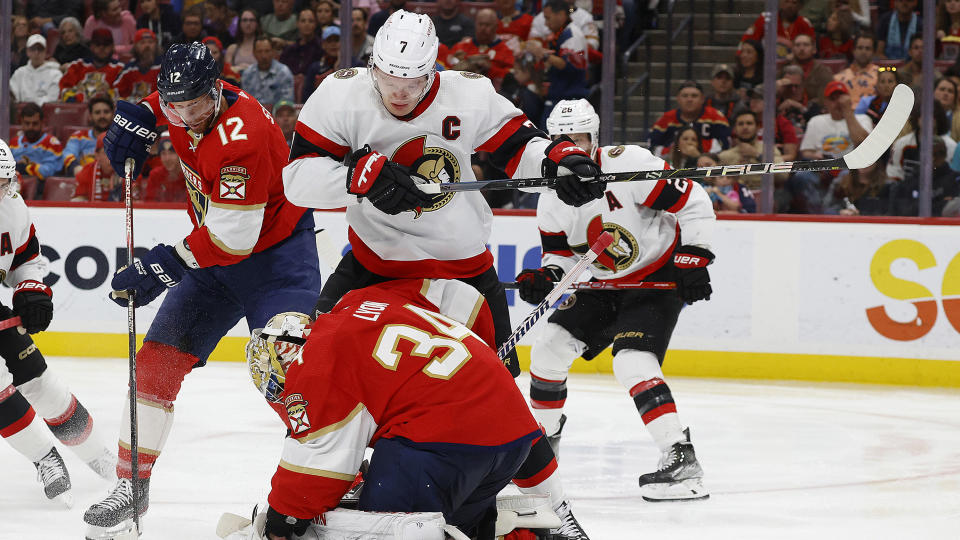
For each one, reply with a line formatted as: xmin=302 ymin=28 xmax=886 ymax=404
xmin=391 ymin=136 xmax=460 ymax=218
xmin=180 ymin=161 xmax=209 ymax=226
xmin=284 ymin=393 xmax=311 ymax=435
xmin=570 ymin=215 xmax=638 ymax=272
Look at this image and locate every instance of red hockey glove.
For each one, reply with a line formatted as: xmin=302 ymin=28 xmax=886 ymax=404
xmin=346 ymin=145 xmax=431 ymax=215
xmin=12 ymin=280 xmax=53 ymax=334
xmin=515 ymin=265 xmax=564 ymax=304
xmin=542 ymin=136 xmax=605 ymax=207
xmin=673 ymin=246 xmax=714 ymax=304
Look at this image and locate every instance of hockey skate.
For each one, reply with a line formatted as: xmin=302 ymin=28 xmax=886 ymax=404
xmin=34 ymin=447 xmax=73 ymax=508
xmin=86 ymin=447 xmax=119 ymax=481
xmin=84 ymin=477 xmax=149 ymax=540
xmin=546 ymin=414 xmax=567 ymax=460
xmin=543 ymin=500 xmax=589 ymax=540
xmin=638 ymin=428 xmax=709 ymax=502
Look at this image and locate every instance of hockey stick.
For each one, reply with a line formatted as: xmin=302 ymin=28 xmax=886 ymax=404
xmin=0 ymin=316 xmax=23 ymax=332
xmin=502 ymin=280 xmax=676 ymax=290
xmin=498 ymin=232 xmax=614 ymax=360
xmin=123 ymin=158 xmax=141 ymax=535
xmin=420 ymin=84 xmax=915 ymax=194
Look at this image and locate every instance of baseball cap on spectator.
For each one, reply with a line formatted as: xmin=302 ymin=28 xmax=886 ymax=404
xmin=824 ymin=80 xmax=849 ymax=99
xmin=158 ymin=131 xmax=174 ymax=152
xmin=711 ymin=64 xmax=733 ymax=78
xmin=273 ymin=100 xmax=296 ymax=116
xmin=91 ymin=29 xmax=114 ymax=46
xmin=134 ymin=28 xmax=156 ymax=43
xmin=746 ymin=84 xmax=765 ymax=99
xmin=322 ymin=26 xmax=341 ymax=41
xmin=677 ymin=80 xmax=702 ymax=93
xmin=203 ymin=36 xmax=224 ymax=50
xmin=26 ymin=34 xmax=46 ymax=49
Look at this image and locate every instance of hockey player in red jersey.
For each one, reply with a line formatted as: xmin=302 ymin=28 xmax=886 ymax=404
xmin=516 ymin=100 xmax=715 ymax=502
xmin=283 ymin=9 xmax=606 ymax=378
xmin=81 ymin=42 xmax=321 ymax=539
xmin=246 ymin=279 xmax=588 ymax=539
xmin=0 ymin=140 xmax=117 ymax=507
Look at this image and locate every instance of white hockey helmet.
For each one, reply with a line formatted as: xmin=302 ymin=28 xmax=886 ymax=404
xmin=246 ymin=312 xmax=312 ymax=404
xmin=546 ymin=99 xmax=600 ymax=152
xmin=369 ymin=10 xmax=439 ymax=98
xmin=0 ymin=139 xmax=19 ymax=200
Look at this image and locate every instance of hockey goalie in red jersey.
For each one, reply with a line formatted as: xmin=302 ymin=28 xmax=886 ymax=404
xmin=245 ymin=279 xmax=589 ymax=540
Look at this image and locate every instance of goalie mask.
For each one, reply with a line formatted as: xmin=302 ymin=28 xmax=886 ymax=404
xmin=0 ymin=139 xmax=18 ymax=200
xmin=369 ymin=10 xmax=439 ymax=116
xmin=546 ymin=99 xmax=600 ymax=157
xmin=246 ymin=312 xmax=312 ymax=404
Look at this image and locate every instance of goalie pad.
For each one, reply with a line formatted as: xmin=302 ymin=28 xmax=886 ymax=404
xmin=219 ymin=507 xmax=468 ymax=540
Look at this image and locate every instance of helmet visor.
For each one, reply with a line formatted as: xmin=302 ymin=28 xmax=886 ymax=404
xmin=160 ymin=82 xmax=221 ymax=130
xmin=371 ymin=66 xmax=430 ymax=113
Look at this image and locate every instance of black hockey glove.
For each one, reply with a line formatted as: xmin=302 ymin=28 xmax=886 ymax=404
xmin=264 ymin=506 xmax=311 ymax=539
xmin=346 ymin=145 xmax=432 ymax=215
xmin=542 ymin=136 xmax=605 ymax=207
xmin=673 ymin=246 xmax=714 ymax=304
xmin=12 ymin=280 xmax=53 ymax=334
xmin=515 ymin=265 xmax=564 ymax=304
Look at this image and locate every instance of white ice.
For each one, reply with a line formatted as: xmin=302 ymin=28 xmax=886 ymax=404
xmin=2 ymin=357 xmax=959 ymax=539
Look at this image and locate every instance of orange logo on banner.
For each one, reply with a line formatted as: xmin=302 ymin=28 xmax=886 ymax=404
xmin=866 ymin=240 xmax=960 ymax=341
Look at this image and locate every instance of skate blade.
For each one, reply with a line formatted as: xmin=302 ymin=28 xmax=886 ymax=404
xmin=85 ymin=518 xmax=141 ymax=540
xmin=640 ymin=478 xmax=710 ymax=502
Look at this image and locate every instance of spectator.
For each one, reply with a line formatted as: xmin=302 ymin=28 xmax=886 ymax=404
xmin=72 ymin=131 xmax=124 ymax=202
xmin=10 ymin=16 xmax=29 ymax=71
xmin=526 ymin=0 xmax=591 ymax=125
xmin=273 ymin=101 xmax=298 ymax=147
xmin=705 ymin=64 xmax=738 ymax=120
xmin=315 ymin=0 xmax=338 ymax=34
xmin=495 ymin=0 xmax=534 ymax=54
xmin=113 ymin=28 xmax=161 ymax=103
xmin=855 ymin=66 xmax=901 ymax=125
xmin=448 ymin=9 xmax=515 ymax=80
xmin=9 ymin=103 xmax=64 ymax=200
xmin=433 ymin=0 xmax=476 ymax=48
xmin=800 ymin=81 xmax=872 ymax=160
xmin=83 ymin=0 xmax=138 ymax=60
xmin=697 ymin=152 xmax=758 ymax=213
xmin=53 ymin=17 xmax=91 ymax=66
xmin=834 ymin=34 xmax=879 ymax=109
xmin=497 ymin=59 xmax=545 ymax=130
xmin=937 ymin=0 xmax=960 ymax=40
xmin=650 ymin=81 xmax=731 ymax=157
xmin=26 ymin=0 xmax=86 ymax=36
xmin=174 ymin=6 xmax=208 ymax=45
xmin=242 ymin=36 xmax=295 ymax=106
xmin=203 ymin=0 xmax=235 ymax=48
xmin=10 ymin=35 xmax=62 ymax=107
xmin=62 ymin=95 xmax=114 ymax=176
xmin=136 ymin=0 xmax=181 ymax=51
xmin=144 ymin=134 xmax=187 ymax=203
xmin=302 ymin=26 xmax=342 ymax=102
xmin=776 ymin=65 xmax=814 ymax=136
xmin=746 ymin=85 xmax=801 ymax=161
xmin=668 ymin=125 xmax=703 ymax=169
xmin=887 ymin=101 xmax=956 ymax=182
xmin=876 ymin=0 xmax=920 ymax=60
xmin=935 ymin=78 xmax=959 ymax=128
xmin=280 ymin=8 xmax=323 ymax=76
xmin=741 ymin=0 xmax=815 ymax=59
xmin=890 ymin=138 xmax=959 ymax=215
xmin=369 ymin=0 xmax=407 ymax=37
xmin=822 ymin=161 xmax=887 ymax=215
xmin=818 ymin=5 xmax=855 ymax=60
xmin=349 ymin=7 xmax=376 ymax=66
xmin=225 ymin=8 xmax=261 ymax=73
xmin=899 ymin=36 xmax=942 ymax=89
xmin=203 ymin=36 xmax=242 ymax=87
xmin=719 ymin=109 xmax=786 ymax=188
xmin=530 ymin=0 xmax=599 ymax=50
xmin=786 ymin=33 xmax=834 ymax=107
xmin=58 ymin=29 xmax=125 ymax=102
xmin=261 ymin=0 xmax=298 ymax=44
xmin=803 ymin=0 xmax=871 ymax=32
xmin=734 ymin=40 xmax=764 ymax=92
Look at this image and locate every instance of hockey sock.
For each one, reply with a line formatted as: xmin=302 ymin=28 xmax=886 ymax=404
xmin=614 ymin=350 xmax=685 ymax=451
xmin=513 ymin=434 xmax=565 ymax=508
xmin=0 ymin=384 xmax=55 ymax=462
xmin=17 ymin=370 xmax=103 ymax=461
xmin=117 ymin=341 xmax=198 ymax=480
xmin=529 ymin=374 xmax=566 ymax=436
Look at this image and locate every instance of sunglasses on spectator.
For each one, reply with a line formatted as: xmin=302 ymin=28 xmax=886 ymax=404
xmin=878 ymin=66 xmax=898 ymax=72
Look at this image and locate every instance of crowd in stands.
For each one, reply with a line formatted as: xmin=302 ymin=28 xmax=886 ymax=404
xmin=5 ymin=0 xmax=960 ymax=216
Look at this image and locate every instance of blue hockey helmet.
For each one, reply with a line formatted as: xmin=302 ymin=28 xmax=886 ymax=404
xmin=157 ymin=42 xmax=221 ymax=103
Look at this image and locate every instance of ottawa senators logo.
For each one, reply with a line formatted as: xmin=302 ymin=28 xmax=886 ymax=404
xmin=570 ymin=215 xmax=638 ymax=272
xmin=284 ymin=393 xmax=311 ymax=435
xmin=0 ymin=269 xmax=6 ymax=283
xmin=391 ymin=136 xmax=460 ymax=218
xmin=334 ymin=68 xmax=358 ymax=79
xmin=460 ymin=71 xmax=484 ymax=79
xmin=607 ymin=145 xmax=625 ymax=157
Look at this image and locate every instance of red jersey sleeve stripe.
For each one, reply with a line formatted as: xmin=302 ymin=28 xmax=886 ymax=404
xmin=666 ymin=182 xmax=693 ymax=213
xmin=294 ymin=122 xmax=350 ymax=160
xmin=476 ymin=114 xmax=528 ymax=153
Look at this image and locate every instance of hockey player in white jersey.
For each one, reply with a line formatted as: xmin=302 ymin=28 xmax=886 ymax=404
xmin=282 ymin=9 xmax=605 ymax=377
xmin=0 ymin=139 xmax=116 ymax=507
xmin=514 ymin=101 xmax=715 ymax=502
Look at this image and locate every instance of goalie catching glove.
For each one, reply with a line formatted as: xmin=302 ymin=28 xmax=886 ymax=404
xmin=12 ymin=280 xmax=53 ymax=334
xmin=673 ymin=246 xmax=714 ymax=304
xmin=346 ymin=145 xmax=432 ymax=215
xmin=515 ymin=265 xmax=564 ymax=304
xmin=110 ymin=244 xmax=189 ymax=307
xmin=542 ymin=136 xmax=605 ymax=207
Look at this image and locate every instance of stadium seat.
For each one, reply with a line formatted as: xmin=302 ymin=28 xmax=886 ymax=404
xmin=60 ymin=125 xmax=89 ymax=143
xmin=41 ymin=176 xmax=78 ymax=201
xmin=821 ymin=59 xmax=847 ymax=74
xmin=42 ymin=102 xmax=87 ymax=127
xmin=8 ymin=125 xmax=21 ymax=140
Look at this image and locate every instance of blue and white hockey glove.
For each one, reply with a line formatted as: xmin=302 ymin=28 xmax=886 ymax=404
xmin=542 ymin=136 xmax=605 ymax=207
xmin=104 ymin=100 xmax=158 ymax=179
xmin=110 ymin=244 xmax=187 ymax=307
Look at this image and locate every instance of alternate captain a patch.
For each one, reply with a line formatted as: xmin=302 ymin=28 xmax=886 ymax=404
xmin=219 ymin=166 xmax=249 ymax=200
